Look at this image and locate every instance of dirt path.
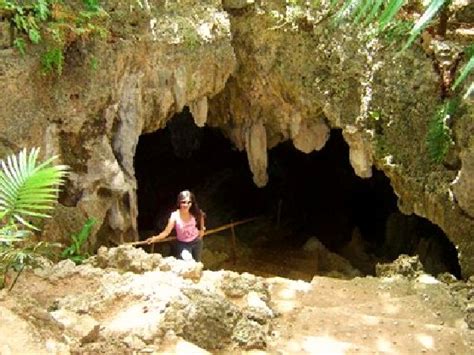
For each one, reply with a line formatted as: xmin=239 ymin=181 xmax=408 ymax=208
xmin=267 ymin=276 xmax=472 ymax=354
xmin=0 ymin=246 xmax=472 ymax=354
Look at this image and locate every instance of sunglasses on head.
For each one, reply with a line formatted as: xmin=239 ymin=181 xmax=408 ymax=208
xmin=180 ymin=200 xmax=192 ymax=205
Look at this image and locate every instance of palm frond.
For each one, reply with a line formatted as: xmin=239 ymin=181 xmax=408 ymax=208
xmin=362 ymin=0 xmax=384 ymax=26
xmin=0 ymin=225 xmax=31 ymax=243
xmin=334 ymin=0 xmax=359 ymax=23
xmin=463 ymin=82 xmax=473 ymax=100
xmin=378 ymin=0 xmax=405 ymax=30
xmin=402 ymin=0 xmax=447 ymax=51
xmin=452 ymin=48 xmax=474 ymax=91
xmin=0 ymin=148 xmax=68 ymax=231
xmin=354 ymin=0 xmax=374 ymax=24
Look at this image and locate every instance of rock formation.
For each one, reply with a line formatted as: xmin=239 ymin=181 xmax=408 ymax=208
xmin=0 ymin=1 xmax=472 ymax=276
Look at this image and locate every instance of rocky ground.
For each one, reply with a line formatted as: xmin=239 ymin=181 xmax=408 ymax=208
xmin=0 ymin=245 xmax=473 ymax=354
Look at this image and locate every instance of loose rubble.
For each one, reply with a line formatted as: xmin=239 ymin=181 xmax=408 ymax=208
xmin=0 ymin=247 xmax=473 ymax=353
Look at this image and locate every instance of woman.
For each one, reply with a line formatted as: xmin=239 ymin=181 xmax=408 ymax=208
xmin=147 ymin=190 xmax=205 ymax=262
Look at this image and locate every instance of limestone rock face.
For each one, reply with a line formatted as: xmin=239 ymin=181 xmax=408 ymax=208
xmin=207 ymin=1 xmax=474 ymax=277
xmin=0 ymin=1 xmax=473 ymax=276
xmin=452 ymin=147 xmax=474 ymax=218
xmin=0 ymin=0 xmax=236 ymax=246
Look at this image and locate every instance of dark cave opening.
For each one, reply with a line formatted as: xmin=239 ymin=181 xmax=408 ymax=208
xmin=134 ymin=107 xmax=265 ymax=234
xmin=134 ymin=108 xmax=461 ymax=278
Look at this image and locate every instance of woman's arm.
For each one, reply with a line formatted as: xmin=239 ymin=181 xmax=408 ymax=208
xmin=147 ymin=215 xmax=175 ymax=243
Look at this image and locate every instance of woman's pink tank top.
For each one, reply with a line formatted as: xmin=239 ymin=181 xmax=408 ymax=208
xmin=172 ymin=211 xmax=199 ymax=242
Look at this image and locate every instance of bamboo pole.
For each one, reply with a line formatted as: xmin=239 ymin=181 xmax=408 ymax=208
xmin=127 ymin=216 xmax=259 ymax=246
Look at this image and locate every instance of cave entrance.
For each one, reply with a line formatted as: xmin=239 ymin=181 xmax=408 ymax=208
xmin=134 ymin=108 xmax=265 ymax=236
xmin=134 ymin=109 xmax=461 ymax=279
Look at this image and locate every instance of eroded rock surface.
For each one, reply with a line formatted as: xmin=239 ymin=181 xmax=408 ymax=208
xmin=0 ymin=1 xmax=472 ymax=276
xmin=0 ymin=247 xmax=473 ymax=353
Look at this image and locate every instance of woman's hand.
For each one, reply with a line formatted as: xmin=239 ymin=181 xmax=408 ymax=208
xmin=147 ymin=234 xmax=165 ymax=244
xmin=199 ymin=228 xmax=205 ymax=239
xmin=146 ymin=236 xmax=155 ymax=244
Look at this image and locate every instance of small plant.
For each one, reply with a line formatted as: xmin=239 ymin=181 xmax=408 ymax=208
xmin=0 ymin=147 xmax=68 ymax=290
xmin=82 ymin=0 xmax=101 ymax=13
xmin=2 ymin=0 xmax=51 ymax=50
xmin=175 ymin=16 xmax=201 ymax=49
xmin=89 ymin=56 xmax=98 ymax=71
xmin=60 ymin=218 xmax=96 ymax=264
xmin=41 ymin=46 xmax=63 ymax=75
xmin=426 ymin=99 xmax=458 ymax=163
xmin=328 ymin=0 xmax=472 ymax=164
xmin=0 ymin=240 xmax=60 ymax=290
xmin=1 ymin=0 xmax=108 ymax=76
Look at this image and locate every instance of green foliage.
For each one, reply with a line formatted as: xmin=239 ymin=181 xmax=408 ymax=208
xmin=82 ymin=0 xmax=100 ymax=12
xmin=4 ymin=0 xmax=49 ymax=45
xmin=0 ymin=240 xmax=59 ymax=290
xmin=452 ymin=45 xmax=474 ymax=92
xmin=41 ymin=47 xmax=63 ymax=75
xmin=89 ymin=56 xmax=98 ymax=71
xmin=380 ymin=19 xmax=412 ymax=44
xmin=368 ymin=110 xmax=381 ymax=121
xmin=0 ymin=147 xmax=67 ymax=289
xmin=13 ymin=37 xmax=26 ymax=55
xmin=60 ymin=218 xmax=96 ymax=265
xmin=402 ymin=0 xmax=447 ymax=51
xmin=1 ymin=0 xmax=57 ymax=54
xmin=0 ymin=148 xmax=68 ymax=232
xmin=426 ymin=99 xmax=458 ymax=163
xmin=329 ymin=0 xmax=470 ymax=165
xmin=330 ymin=0 xmax=450 ymax=50
xmin=1 ymin=0 xmax=108 ymax=75
xmin=463 ymin=83 xmax=473 ymax=100
xmin=331 ymin=0 xmax=405 ymax=31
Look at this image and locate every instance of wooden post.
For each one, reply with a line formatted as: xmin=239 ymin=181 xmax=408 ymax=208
xmin=230 ymin=220 xmax=237 ymax=265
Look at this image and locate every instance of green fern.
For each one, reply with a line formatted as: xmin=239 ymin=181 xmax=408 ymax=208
xmin=34 ymin=0 xmax=50 ymax=21
xmin=426 ymin=99 xmax=458 ymax=163
xmin=13 ymin=38 xmax=26 ymax=55
xmin=1 ymin=0 xmax=108 ymax=76
xmin=82 ymin=0 xmax=101 ymax=13
xmin=41 ymin=47 xmax=64 ymax=75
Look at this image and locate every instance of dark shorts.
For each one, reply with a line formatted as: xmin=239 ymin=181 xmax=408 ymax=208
xmin=175 ymin=238 xmax=203 ymax=262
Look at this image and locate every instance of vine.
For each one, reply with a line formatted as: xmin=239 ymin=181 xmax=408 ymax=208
xmin=0 ymin=0 xmax=108 ymax=75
